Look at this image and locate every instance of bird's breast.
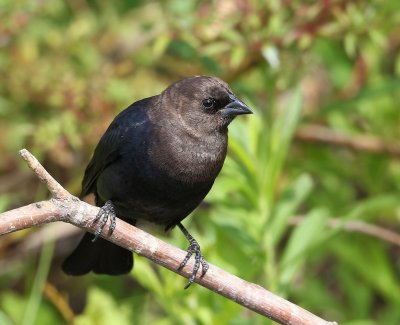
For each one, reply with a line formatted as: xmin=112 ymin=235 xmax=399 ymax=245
xmin=149 ymin=130 xmax=228 ymax=185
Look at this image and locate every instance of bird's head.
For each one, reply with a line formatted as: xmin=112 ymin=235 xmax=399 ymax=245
xmin=161 ymin=76 xmax=253 ymax=133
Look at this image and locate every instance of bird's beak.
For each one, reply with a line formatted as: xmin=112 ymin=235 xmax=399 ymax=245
xmin=221 ymin=95 xmax=253 ymax=118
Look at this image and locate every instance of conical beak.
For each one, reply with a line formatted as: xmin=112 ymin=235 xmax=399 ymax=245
xmin=221 ymin=95 xmax=253 ymax=118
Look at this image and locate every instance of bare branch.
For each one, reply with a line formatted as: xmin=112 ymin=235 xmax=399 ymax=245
xmin=0 ymin=149 xmax=338 ymax=325
xmin=295 ymin=125 xmax=400 ymax=157
xmin=291 ymin=216 xmax=400 ymax=247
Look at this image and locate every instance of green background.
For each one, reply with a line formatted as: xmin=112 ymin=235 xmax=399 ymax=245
xmin=1 ymin=0 xmax=400 ymax=324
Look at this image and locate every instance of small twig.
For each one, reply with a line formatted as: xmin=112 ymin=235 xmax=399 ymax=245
xmin=295 ymin=125 xmax=400 ymax=158
xmin=0 ymin=149 xmax=338 ymax=325
xmin=43 ymin=282 xmax=75 ymax=324
xmin=290 ymin=216 xmax=400 ymax=247
xmin=19 ymin=149 xmax=70 ymax=200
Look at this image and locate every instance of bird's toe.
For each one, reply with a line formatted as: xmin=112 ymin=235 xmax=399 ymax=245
xmin=92 ymin=200 xmax=116 ymax=242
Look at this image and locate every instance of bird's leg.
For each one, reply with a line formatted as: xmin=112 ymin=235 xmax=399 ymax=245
xmin=92 ymin=200 xmax=116 ymax=242
xmin=177 ymin=223 xmax=209 ymax=289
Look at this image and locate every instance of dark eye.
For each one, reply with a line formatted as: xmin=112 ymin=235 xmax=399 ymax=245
xmin=202 ymin=98 xmax=215 ymax=109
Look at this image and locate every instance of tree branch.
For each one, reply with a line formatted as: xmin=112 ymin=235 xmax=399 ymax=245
xmin=295 ymin=125 xmax=400 ymax=157
xmin=290 ymin=216 xmax=400 ymax=247
xmin=0 ymin=149 xmax=338 ymax=325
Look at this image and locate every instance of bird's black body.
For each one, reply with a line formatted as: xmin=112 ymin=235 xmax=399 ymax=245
xmin=62 ymin=76 xmax=252 ymax=284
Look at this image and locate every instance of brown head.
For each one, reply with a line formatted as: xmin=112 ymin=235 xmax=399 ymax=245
xmin=159 ymin=76 xmax=253 ymax=134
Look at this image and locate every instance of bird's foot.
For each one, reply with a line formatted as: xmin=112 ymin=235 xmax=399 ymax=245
xmin=177 ymin=223 xmax=208 ymax=289
xmin=92 ymin=200 xmax=116 ymax=242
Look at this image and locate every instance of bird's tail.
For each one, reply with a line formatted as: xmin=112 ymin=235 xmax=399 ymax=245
xmin=62 ymin=232 xmax=133 ymax=275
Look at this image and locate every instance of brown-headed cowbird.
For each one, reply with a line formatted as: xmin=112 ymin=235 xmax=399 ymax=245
xmin=62 ymin=76 xmax=252 ymax=288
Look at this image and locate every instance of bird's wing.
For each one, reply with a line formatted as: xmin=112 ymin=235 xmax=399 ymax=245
xmin=81 ymin=131 xmax=121 ymax=198
xmin=81 ymin=99 xmax=152 ymax=197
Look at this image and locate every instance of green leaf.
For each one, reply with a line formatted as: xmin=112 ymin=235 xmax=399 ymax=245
xmin=279 ymin=208 xmax=328 ymax=289
xmin=267 ymin=173 xmax=314 ymax=245
xmin=0 ymin=311 xmax=13 ymax=325
xmin=133 ymin=258 xmax=163 ymax=296
xmin=75 ymin=287 xmax=132 ymax=325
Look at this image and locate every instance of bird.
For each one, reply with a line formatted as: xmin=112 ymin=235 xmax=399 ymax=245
xmin=62 ymin=75 xmax=252 ymax=288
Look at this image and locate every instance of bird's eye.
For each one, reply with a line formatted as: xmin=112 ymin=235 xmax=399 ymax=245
xmin=202 ymin=98 xmax=215 ymax=109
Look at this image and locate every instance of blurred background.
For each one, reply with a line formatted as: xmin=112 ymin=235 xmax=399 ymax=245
xmin=1 ymin=0 xmax=400 ymax=324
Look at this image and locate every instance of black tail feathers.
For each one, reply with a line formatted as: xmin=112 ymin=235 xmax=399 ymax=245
xmin=62 ymin=232 xmax=133 ymax=276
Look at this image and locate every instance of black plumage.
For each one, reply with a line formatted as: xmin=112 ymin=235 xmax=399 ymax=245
xmin=62 ymin=76 xmax=252 ymax=287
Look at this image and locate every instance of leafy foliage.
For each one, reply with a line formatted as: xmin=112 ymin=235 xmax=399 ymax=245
xmin=1 ymin=0 xmax=400 ymax=324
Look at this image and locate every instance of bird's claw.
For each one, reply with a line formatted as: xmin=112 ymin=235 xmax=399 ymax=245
xmin=178 ymin=239 xmax=209 ymax=289
xmin=92 ymin=200 xmax=116 ymax=242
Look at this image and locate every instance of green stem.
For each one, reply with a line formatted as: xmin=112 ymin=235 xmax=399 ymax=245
xmin=22 ymin=239 xmax=54 ymax=325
